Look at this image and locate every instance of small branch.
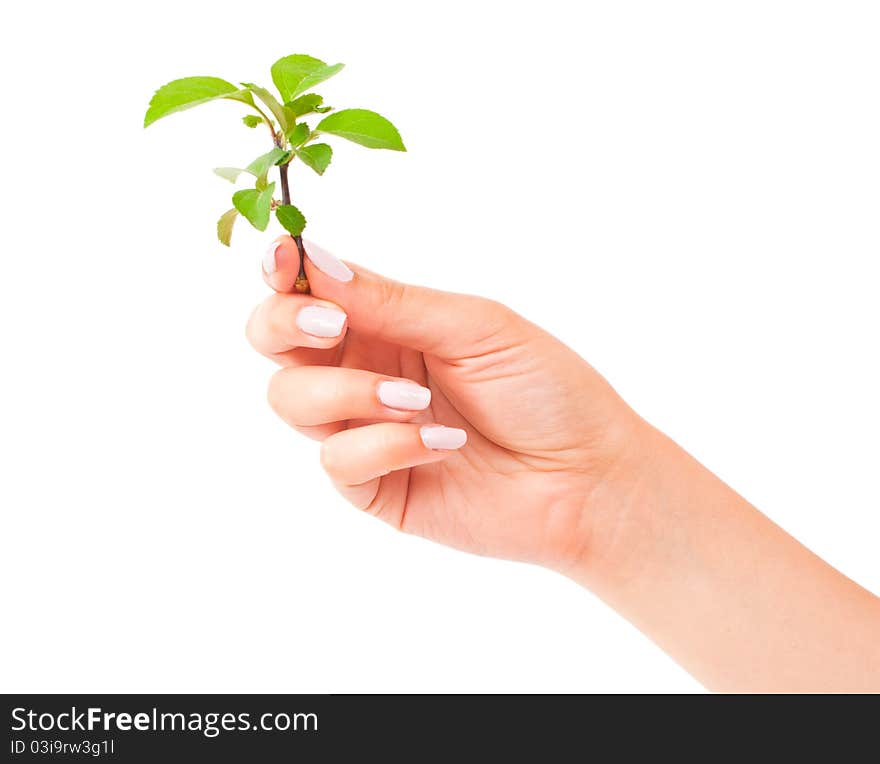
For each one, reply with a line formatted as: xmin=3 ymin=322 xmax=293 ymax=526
xmin=294 ymin=235 xmax=308 ymax=288
xmin=279 ymin=163 xmax=291 ymax=205
xmin=278 ymin=162 xmax=309 ymax=293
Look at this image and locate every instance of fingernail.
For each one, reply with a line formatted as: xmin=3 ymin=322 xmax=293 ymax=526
xmin=378 ymin=381 xmax=432 ymax=411
xmin=263 ymin=240 xmax=280 ymax=275
xmin=296 ymin=306 xmax=347 ymax=338
xmin=420 ymin=425 xmax=467 ymax=451
xmin=303 ymin=240 xmax=354 ymax=283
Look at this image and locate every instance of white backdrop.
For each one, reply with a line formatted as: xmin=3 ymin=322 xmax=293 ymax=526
xmin=2 ymin=1 xmax=878 ymax=693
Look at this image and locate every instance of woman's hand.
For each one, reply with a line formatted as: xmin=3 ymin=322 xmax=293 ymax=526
xmin=246 ymin=236 xmax=880 ymax=692
xmin=246 ymin=236 xmax=640 ymax=571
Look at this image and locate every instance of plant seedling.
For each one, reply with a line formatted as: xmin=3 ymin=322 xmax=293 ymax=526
xmin=145 ymin=54 xmax=406 ymax=293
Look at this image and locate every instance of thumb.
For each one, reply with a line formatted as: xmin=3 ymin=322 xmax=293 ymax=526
xmin=301 ymin=239 xmax=521 ymax=357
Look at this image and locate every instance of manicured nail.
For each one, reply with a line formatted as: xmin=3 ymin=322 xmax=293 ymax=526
xmin=263 ymin=240 xmax=281 ymax=275
xmin=378 ymin=381 xmax=432 ymax=411
xmin=296 ymin=306 xmax=347 ymax=338
xmin=420 ymin=425 xmax=467 ymax=451
xmin=303 ymin=240 xmax=354 ymax=283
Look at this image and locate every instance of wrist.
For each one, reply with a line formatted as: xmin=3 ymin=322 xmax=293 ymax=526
xmin=553 ymin=416 xmax=880 ymax=692
xmin=551 ymin=413 xmax=692 ymax=592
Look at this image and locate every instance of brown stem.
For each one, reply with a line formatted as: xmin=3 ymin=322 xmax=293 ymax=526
xmin=294 ymin=235 xmax=308 ymax=282
xmin=279 ymin=162 xmax=291 ymax=205
xmin=278 ymin=162 xmax=309 ymax=293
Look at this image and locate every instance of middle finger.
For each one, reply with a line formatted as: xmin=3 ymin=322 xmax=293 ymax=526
xmin=246 ymin=292 xmax=348 ymax=358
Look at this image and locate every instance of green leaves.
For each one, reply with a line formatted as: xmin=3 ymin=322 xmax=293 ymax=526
xmin=217 ymin=208 xmax=239 ymax=246
xmin=286 ymin=123 xmax=311 ymax=147
xmin=316 ymin=109 xmax=405 ymax=151
xmin=241 ymin=82 xmax=293 ymax=134
xmin=297 ymin=144 xmax=333 ymax=175
xmin=246 ymin=147 xmax=290 ymax=177
xmin=146 ymin=55 xmax=408 ymax=251
xmin=276 ymin=205 xmax=307 ymax=237
xmin=288 ymin=93 xmax=331 ymax=117
xmin=144 ymin=77 xmax=254 ymax=127
xmin=271 ymin=55 xmax=344 ymax=102
xmin=232 ymin=182 xmax=275 ymax=231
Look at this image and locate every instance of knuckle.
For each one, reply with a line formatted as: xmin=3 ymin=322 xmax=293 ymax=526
xmin=372 ymin=278 xmax=422 ymax=340
xmin=376 ymin=278 xmax=410 ymax=314
xmin=480 ymin=298 xmax=529 ymax=343
xmin=481 ymin=297 xmax=515 ymax=324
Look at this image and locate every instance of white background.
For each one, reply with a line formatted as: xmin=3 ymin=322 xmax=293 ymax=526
xmin=1 ymin=1 xmax=878 ymax=693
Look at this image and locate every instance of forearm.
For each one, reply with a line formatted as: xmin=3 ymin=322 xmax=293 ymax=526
xmin=567 ymin=421 xmax=880 ymax=692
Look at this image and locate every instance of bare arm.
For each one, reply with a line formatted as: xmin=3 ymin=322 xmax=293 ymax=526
xmin=570 ymin=424 xmax=880 ymax=692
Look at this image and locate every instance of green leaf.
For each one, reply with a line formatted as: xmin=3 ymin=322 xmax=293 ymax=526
xmin=276 ymin=205 xmax=307 ymax=237
xmin=316 ymin=109 xmax=405 ymax=151
xmin=296 ymin=143 xmax=333 ymax=175
xmin=282 ymin=106 xmax=298 ymax=131
xmin=144 ymin=77 xmax=255 ymax=127
xmin=242 ymin=115 xmax=263 ymax=128
xmin=298 ymin=64 xmax=343 ymax=97
xmin=217 ymin=208 xmax=238 ymax=246
xmin=215 ymin=150 xmax=289 ymax=184
xmin=286 ymin=122 xmax=311 ymax=147
xmin=246 ymin=147 xmax=290 ymax=178
xmin=232 ymin=182 xmax=275 ymax=231
xmin=241 ymin=82 xmax=290 ymax=134
xmin=213 ymin=166 xmax=250 ymax=183
xmin=271 ymin=55 xmax=345 ymax=102
xmin=287 ymin=93 xmax=326 ymax=117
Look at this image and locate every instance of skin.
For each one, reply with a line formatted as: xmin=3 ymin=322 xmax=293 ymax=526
xmin=247 ymin=235 xmax=880 ymax=692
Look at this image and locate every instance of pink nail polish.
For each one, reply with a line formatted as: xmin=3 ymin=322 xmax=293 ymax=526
xmin=303 ymin=240 xmax=354 ymax=283
xmin=420 ymin=425 xmax=467 ymax=451
xmin=378 ymin=381 xmax=432 ymax=411
xmin=296 ymin=306 xmax=347 ymax=338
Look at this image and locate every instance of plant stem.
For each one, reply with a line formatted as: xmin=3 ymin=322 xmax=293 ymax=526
xmin=279 ymin=162 xmax=291 ymax=205
xmin=294 ymin=235 xmax=308 ymax=288
xmin=278 ymin=161 xmax=309 ymax=293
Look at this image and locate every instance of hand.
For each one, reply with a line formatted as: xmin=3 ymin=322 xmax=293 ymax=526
xmin=246 ymin=236 xmax=640 ymax=570
xmin=246 ymin=237 xmax=880 ymax=691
